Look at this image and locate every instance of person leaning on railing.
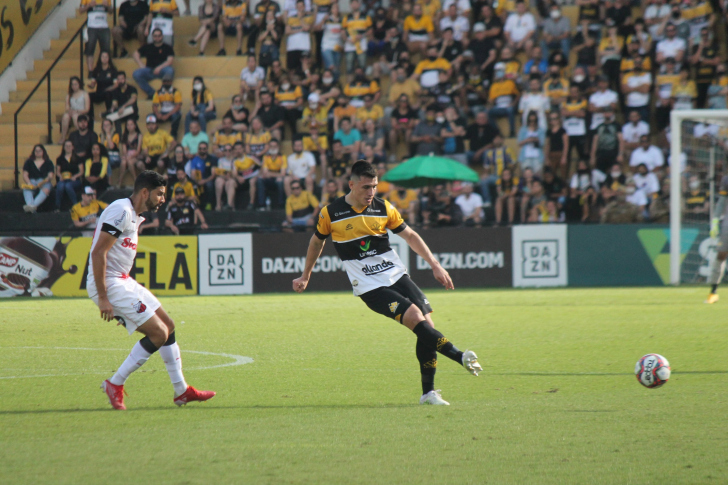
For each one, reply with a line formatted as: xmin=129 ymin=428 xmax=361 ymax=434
xmin=22 ymin=145 xmax=55 ymax=213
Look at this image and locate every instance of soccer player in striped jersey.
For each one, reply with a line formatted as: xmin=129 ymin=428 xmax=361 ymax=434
xmin=292 ymin=161 xmax=481 ymax=405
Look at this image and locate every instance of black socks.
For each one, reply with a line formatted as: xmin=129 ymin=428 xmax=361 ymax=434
xmin=412 ymin=321 xmax=464 ymax=364
xmin=412 ymin=321 xmax=464 ymax=394
xmin=416 ymin=338 xmax=436 ymax=395
xmin=711 ymin=284 xmax=718 ymax=294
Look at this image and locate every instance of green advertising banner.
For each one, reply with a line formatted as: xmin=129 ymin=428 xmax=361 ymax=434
xmin=568 ymin=225 xmax=701 ymax=287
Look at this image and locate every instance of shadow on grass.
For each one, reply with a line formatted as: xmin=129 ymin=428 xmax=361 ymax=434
xmin=0 ymin=403 xmax=418 ymax=415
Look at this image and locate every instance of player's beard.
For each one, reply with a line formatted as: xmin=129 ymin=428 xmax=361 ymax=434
xmin=145 ymin=196 xmax=163 ymax=212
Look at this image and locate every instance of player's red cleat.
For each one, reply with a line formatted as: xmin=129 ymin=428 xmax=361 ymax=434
xmin=174 ymin=386 xmax=216 ymax=406
xmin=101 ymin=379 xmax=127 ymax=410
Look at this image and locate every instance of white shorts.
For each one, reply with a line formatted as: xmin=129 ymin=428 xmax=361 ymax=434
xmin=88 ymin=276 xmax=161 ymax=335
xmin=408 ymin=34 xmax=430 ymax=43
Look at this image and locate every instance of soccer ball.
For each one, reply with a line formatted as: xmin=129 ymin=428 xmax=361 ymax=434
xmin=635 ymin=354 xmax=671 ymax=388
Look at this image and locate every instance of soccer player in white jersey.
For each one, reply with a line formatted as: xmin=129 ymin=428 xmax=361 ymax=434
xmin=89 ymin=171 xmax=215 ymax=410
xmin=292 ymin=161 xmax=482 ymax=405
xmin=706 ymin=174 xmax=728 ymax=304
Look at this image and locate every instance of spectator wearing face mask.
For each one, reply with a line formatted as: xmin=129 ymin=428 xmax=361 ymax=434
xmin=541 ymin=4 xmax=571 ymax=60
xmin=185 ymin=76 xmax=216 ymax=134
xmin=487 ymin=63 xmax=520 ymax=138
xmin=600 ymin=162 xmax=627 ymax=203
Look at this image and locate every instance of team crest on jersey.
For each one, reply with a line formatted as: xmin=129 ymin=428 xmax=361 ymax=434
xmin=388 ymin=301 xmax=399 ymax=314
xmin=114 ymin=211 xmax=127 ymax=227
xmin=370 ymin=221 xmax=382 ymax=231
xmin=133 ymin=301 xmax=147 ymax=313
xmin=346 ymin=224 xmax=353 ymax=230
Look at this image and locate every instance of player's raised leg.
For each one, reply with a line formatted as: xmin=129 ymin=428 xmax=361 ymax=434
xmin=401 ymin=304 xmax=481 ymax=406
xmin=154 ymin=306 xmax=216 ymax=406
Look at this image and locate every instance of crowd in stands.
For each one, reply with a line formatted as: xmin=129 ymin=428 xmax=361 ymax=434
xmin=17 ymin=0 xmax=728 ymax=230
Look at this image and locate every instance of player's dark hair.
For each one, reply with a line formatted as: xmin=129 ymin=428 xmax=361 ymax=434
xmin=350 ymin=160 xmax=378 ymax=180
xmin=134 ymin=170 xmax=166 ymax=194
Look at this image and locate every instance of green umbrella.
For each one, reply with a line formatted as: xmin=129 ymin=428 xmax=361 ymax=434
xmin=381 ymin=155 xmax=480 ymax=188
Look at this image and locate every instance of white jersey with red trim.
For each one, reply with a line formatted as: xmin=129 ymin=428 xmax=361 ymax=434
xmin=87 ymin=198 xmax=145 ymax=290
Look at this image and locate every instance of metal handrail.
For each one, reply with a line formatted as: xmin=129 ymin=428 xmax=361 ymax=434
xmin=12 ymin=0 xmax=118 ymax=189
xmin=13 ymin=19 xmax=86 ymax=189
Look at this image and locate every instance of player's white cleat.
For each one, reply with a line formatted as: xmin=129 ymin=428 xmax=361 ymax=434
xmin=462 ymin=350 xmax=482 ymax=376
xmin=420 ymin=389 xmax=450 ymax=405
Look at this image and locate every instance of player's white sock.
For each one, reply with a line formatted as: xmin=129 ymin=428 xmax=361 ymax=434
xmin=109 ymin=340 xmax=155 ymax=386
xmin=159 ymin=337 xmax=187 ymax=396
xmin=708 ymin=258 xmax=726 ymax=286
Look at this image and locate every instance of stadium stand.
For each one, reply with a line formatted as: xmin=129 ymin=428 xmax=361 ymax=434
xmin=1 ymin=0 xmax=727 ymax=230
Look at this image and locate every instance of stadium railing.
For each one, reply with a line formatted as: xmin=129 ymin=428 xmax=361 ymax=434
xmin=12 ymin=1 xmax=119 ymax=189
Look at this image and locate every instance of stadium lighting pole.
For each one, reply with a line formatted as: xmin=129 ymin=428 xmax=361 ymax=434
xmin=669 ymin=109 xmax=728 ymax=285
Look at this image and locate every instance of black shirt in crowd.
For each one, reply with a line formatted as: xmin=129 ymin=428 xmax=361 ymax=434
xmin=257 ymin=103 xmax=287 ymax=130
xmin=167 ymin=200 xmax=198 ymax=234
xmin=390 ymin=106 xmax=418 ymax=126
xmin=68 ymin=130 xmax=99 ymax=159
xmin=56 ymin=154 xmax=81 ymax=178
xmin=548 ymin=127 xmax=567 ymax=152
xmin=91 ymin=65 xmax=118 ymax=93
xmin=111 ymin=83 xmax=139 ymax=117
xmin=466 ymin=122 xmax=500 ymax=152
xmin=23 ymin=158 xmax=55 ymax=180
xmin=437 ymin=39 xmax=464 ymax=64
xmin=119 ymin=0 xmax=150 ymax=28
xmin=137 ymin=42 xmax=175 ymax=69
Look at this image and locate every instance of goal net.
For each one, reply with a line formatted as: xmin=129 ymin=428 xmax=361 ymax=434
xmin=670 ymin=110 xmax=728 ymax=284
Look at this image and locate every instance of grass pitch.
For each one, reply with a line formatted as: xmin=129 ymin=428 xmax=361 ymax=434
xmin=0 ymin=287 xmax=726 ymax=484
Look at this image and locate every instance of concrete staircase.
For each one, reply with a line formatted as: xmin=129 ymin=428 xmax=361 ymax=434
xmin=0 ymin=12 xmax=271 ymax=190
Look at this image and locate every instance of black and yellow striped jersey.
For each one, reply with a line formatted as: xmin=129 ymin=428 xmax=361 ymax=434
xmin=275 ymin=85 xmax=303 ymax=108
xmin=222 ymin=0 xmax=246 ymax=19
xmin=245 ymin=131 xmax=271 ymax=157
xmin=344 ymin=79 xmax=380 ymax=102
xmin=213 ymin=129 xmax=243 ymax=149
xmin=71 ymin=199 xmax=108 ymax=223
xmin=152 ymin=86 xmax=182 ymax=114
xmin=403 ymin=15 xmax=434 ymax=36
xmin=315 ymin=196 xmax=408 ymax=295
xmin=253 ymin=0 xmax=280 ymax=18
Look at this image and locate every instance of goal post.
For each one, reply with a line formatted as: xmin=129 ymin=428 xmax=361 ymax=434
xmin=670 ymin=109 xmax=728 ymax=285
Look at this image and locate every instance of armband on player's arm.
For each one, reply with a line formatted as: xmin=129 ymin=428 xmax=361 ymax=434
xmin=100 ymin=223 xmax=122 ymax=238
xmin=313 ymin=229 xmax=329 ymax=240
xmin=391 ymin=222 xmax=408 ymax=234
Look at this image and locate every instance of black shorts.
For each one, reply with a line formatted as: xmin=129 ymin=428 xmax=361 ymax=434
xmin=146 ymin=154 xmax=162 ymax=168
xmin=359 ymin=274 xmax=433 ymax=323
xmin=121 ymin=24 xmax=139 ymax=40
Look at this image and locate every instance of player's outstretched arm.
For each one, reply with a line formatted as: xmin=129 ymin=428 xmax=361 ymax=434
xmin=293 ymin=234 xmax=326 ymax=293
xmin=91 ymin=232 xmax=118 ymax=322
xmin=398 ymin=226 xmax=454 ymax=290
